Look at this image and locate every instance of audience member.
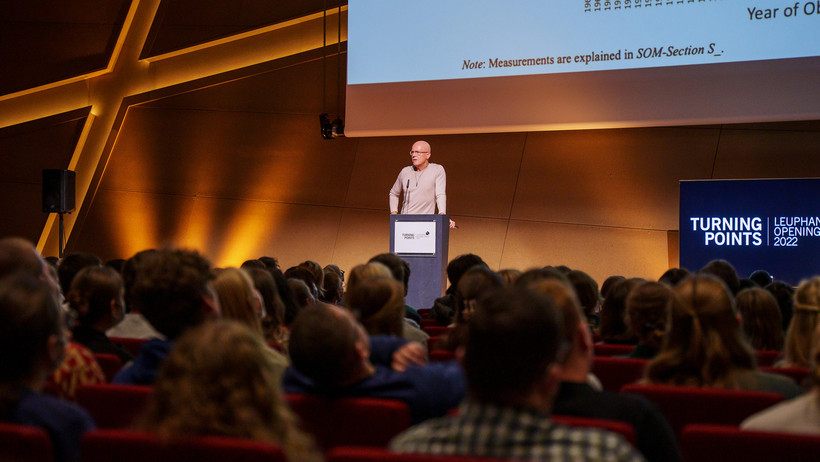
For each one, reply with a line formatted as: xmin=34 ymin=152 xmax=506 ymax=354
xmin=644 ymin=275 xmax=801 ymax=397
xmin=106 ymin=249 xmax=164 ymax=340
xmin=600 ymin=275 xmax=626 ymax=300
xmin=258 ymin=256 xmax=280 ymax=271
xmin=247 ymin=267 xmax=288 ymax=351
xmin=240 ymin=259 xmax=266 ymax=270
xmin=104 ymin=258 xmax=126 ymax=274
xmin=284 ymin=266 xmax=319 ymax=300
xmin=443 ymin=266 xmax=503 ymax=351
xmin=749 ymin=269 xmax=773 ymax=288
xmin=742 ymin=319 xmax=820 ymax=434
xmin=287 ymin=278 xmax=316 ymax=317
xmin=369 ymin=253 xmax=421 ymax=323
xmin=390 ymin=286 xmax=644 ymax=461
xmin=599 ymin=278 xmax=642 ymax=345
xmin=497 ymin=268 xmax=521 ymax=286
xmin=298 ymin=260 xmax=325 ymax=298
xmin=0 ymin=272 xmax=95 ymax=462
xmin=138 ymin=320 xmax=321 ymax=461
xmin=658 ymin=267 xmax=690 ymax=288
xmin=57 ymin=252 xmax=102 ymax=298
xmin=700 ymin=259 xmax=741 ymax=296
xmin=319 ymin=268 xmax=343 ymax=305
xmin=66 ymin=266 xmax=131 ymax=364
xmin=624 ymin=281 xmax=672 ymax=359
xmin=113 ymin=248 xmax=219 ymax=385
xmin=736 ymin=287 xmax=784 ymax=351
xmin=533 ymin=280 xmax=680 ymax=462
xmin=766 ymin=280 xmax=795 ymax=332
xmin=283 ymin=303 xmax=464 ymax=423
xmin=781 ymin=276 xmax=820 ymax=368
xmin=567 ymin=270 xmax=601 ymax=332
xmin=431 ymin=253 xmax=487 ymax=325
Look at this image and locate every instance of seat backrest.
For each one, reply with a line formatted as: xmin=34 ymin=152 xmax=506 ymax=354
xmin=286 ymin=394 xmax=411 ymax=450
xmin=680 ymin=424 xmax=820 ymax=462
xmin=75 ymin=384 xmax=152 ymax=428
xmin=0 ymin=422 xmax=54 ymax=462
xmin=93 ymin=353 xmax=124 ymax=383
xmin=421 ymin=326 xmax=449 ymax=337
xmin=759 ymin=366 xmax=810 ymax=386
xmin=592 ymin=344 xmax=635 ymax=357
xmin=754 ymin=350 xmax=781 ymax=367
xmin=327 ymin=446 xmax=511 ymax=462
xmin=620 ymin=384 xmax=784 ymax=437
xmin=108 ymin=337 xmax=148 ymax=358
xmin=429 ymin=350 xmax=455 ymax=362
xmin=552 ymin=415 xmax=636 ymax=446
xmin=590 ymin=357 xmax=648 ymax=392
xmin=81 ymin=429 xmax=286 ymax=462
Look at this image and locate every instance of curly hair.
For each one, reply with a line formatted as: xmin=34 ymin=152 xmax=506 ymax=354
xmin=139 ymin=320 xmax=320 ymax=462
xmin=645 ymin=275 xmax=756 ymax=388
xmin=784 ymin=277 xmax=820 ymax=368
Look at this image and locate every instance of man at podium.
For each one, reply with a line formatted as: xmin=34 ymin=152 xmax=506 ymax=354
xmin=389 ymin=140 xmax=456 ymax=229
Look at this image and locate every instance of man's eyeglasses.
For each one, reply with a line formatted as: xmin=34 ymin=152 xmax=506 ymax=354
xmin=410 ymin=150 xmax=429 ymax=155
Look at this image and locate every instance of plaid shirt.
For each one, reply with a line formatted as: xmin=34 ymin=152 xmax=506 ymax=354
xmin=390 ymin=401 xmax=646 ymax=462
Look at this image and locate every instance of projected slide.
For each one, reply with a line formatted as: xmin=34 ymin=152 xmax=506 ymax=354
xmin=679 ymin=179 xmax=820 ymax=285
xmin=349 ymin=0 xmax=820 ymax=85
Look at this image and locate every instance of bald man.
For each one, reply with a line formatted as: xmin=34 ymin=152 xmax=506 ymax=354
xmin=389 ymin=140 xmax=456 ymax=229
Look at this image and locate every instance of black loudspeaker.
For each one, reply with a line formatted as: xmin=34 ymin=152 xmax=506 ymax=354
xmin=42 ymin=169 xmax=76 ymax=213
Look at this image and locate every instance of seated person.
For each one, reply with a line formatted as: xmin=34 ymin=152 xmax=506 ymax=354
xmin=283 ymin=303 xmax=464 ymax=423
xmin=532 ymin=279 xmax=680 ymax=462
xmin=623 ymin=281 xmax=673 ymax=359
xmin=389 ymin=287 xmax=644 ymax=461
xmin=138 ymin=320 xmax=321 ymax=461
xmin=113 ymin=249 xmax=219 ymax=385
xmin=67 ymin=266 xmax=132 ymax=364
xmin=0 ymin=272 xmax=95 ymax=462
xmin=106 ymin=249 xmax=164 ymax=340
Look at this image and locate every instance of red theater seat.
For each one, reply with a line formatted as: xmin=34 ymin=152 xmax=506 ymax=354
xmin=681 ymin=424 xmax=820 ymax=462
xmin=422 ymin=326 xmax=449 ymax=337
xmin=93 ymin=353 xmax=123 ymax=383
xmin=620 ymin=384 xmax=783 ymax=437
xmin=591 ymin=357 xmax=648 ymax=392
xmin=429 ymin=350 xmax=455 ymax=362
xmin=81 ymin=429 xmax=286 ymax=462
xmin=327 ymin=446 xmax=512 ymax=462
xmin=75 ymin=384 xmax=152 ymax=428
xmin=754 ymin=350 xmax=781 ymax=367
xmin=286 ymin=394 xmax=411 ymax=450
xmin=759 ymin=366 xmax=810 ymax=386
xmin=593 ymin=344 xmax=635 ymax=357
xmin=0 ymin=422 xmax=53 ymax=462
xmin=109 ymin=337 xmax=147 ymax=358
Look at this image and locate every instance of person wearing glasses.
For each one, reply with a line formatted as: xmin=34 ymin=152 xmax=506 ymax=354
xmin=389 ymin=140 xmax=456 ymax=229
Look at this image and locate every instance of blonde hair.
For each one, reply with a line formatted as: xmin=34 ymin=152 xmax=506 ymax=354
xmin=645 ymin=275 xmax=756 ymax=388
xmin=784 ymin=277 xmax=820 ymax=368
xmin=345 ymin=262 xmax=392 ymax=296
xmin=345 ymin=276 xmax=405 ymax=336
xmin=140 ymin=320 xmax=321 ymax=462
xmin=212 ymin=268 xmax=263 ymax=337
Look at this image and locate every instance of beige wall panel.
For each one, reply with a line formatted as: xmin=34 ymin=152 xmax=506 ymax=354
xmin=178 ymin=197 xmax=344 ymax=269
xmin=69 ymin=189 xmax=197 ymax=261
xmin=347 ymin=133 xmax=525 ymax=219
xmin=500 ymin=220 xmax=670 ymax=284
xmin=513 ymin=127 xmax=720 ymax=230
xmin=445 ymin=217 xmax=509 ymax=272
xmin=103 ymin=109 xmax=358 ymax=206
xmin=331 ymin=209 xmax=392 ymax=275
xmin=0 ymin=183 xmax=50 ymax=241
xmin=713 ymin=128 xmax=820 ymax=179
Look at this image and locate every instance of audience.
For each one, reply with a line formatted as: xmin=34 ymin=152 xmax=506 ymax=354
xmin=700 ymin=259 xmax=741 ymax=296
xmin=781 ymin=276 xmax=820 ymax=368
xmin=532 ymin=279 xmax=680 ymax=462
xmin=139 ymin=320 xmax=321 ymax=461
xmin=767 ymin=280 xmax=796 ymax=332
xmin=113 ymin=248 xmax=219 ymax=385
xmin=345 ymin=274 xmax=428 ymax=347
xmin=106 ymin=249 xmax=164 ymax=340
xmin=599 ymin=278 xmax=642 ymax=345
xmin=0 ymin=272 xmax=95 ymax=462
xmin=368 ymin=253 xmax=421 ymax=323
xmin=624 ymin=281 xmax=672 ymax=359
xmin=567 ymin=269 xmax=601 ymax=332
xmin=658 ymin=267 xmax=690 ymax=288
xmin=56 ymin=252 xmax=102 ymax=300
xmin=283 ymin=303 xmax=464 ymax=423
xmin=442 ymin=265 xmax=503 ymax=351
xmin=390 ymin=286 xmax=644 ymax=461
xmin=246 ymin=267 xmax=288 ymax=351
xmin=319 ymin=268 xmax=343 ymax=305
xmin=66 ymin=266 xmax=132 ymax=364
xmin=735 ymin=287 xmax=784 ymax=351
xmin=431 ymin=253 xmax=487 ymax=325
xmin=644 ymin=275 xmax=802 ymax=397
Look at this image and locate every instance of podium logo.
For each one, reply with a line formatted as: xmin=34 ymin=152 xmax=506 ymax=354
xmin=689 ymin=216 xmax=763 ymax=246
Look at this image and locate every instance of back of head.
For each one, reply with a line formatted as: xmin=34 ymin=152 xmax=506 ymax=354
xmin=454 ymin=266 xmax=503 ymax=324
xmin=247 ymin=267 xmax=284 ymax=326
xmin=446 ymin=254 xmax=487 ymax=293
xmin=527 ymin=279 xmax=583 ymax=349
xmin=626 ymin=281 xmax=672 ymax=349
xmin=297 ymin=261 xmax=324 ymax=295
xmin=497 ymin=269 xmax=521 ymax=286
xmin=659 ymin=267 xmax=690 ymax=288
xmin=368 ymin=253 xmax=410 ymax=292
xmin=736 ymin=287 xmax=783 ymax=351
xmin=514 ymin=267 xmax=569 ymax=289
xmin=766 ymin=281 xmax=795 ymax=331
xmin=749 ymin=270 xmax=773 ymax=288
xmin=700 ymin=259 xmax=740 ymax=296
xmin=287 ymin=279 xmax=316 ymax=317
xmin=284 ymin=267 xmax=318 ymax=299
xmin=213 ymin=268 xmax=263 ymax=337
xmin=57 ymin=252 xmax=102 ymax=297
xmin=288 ymin=303 xmax=362 ymax=387
xmin=600 ymin=275 xmax=626 ymax=300
xmin=142 ymin=320 xmax=318 ymax=460
xmin=345 ymin=276 xmax=405 ymax=336
xmin=67 ymin=266 xmax=124 ymax=328
xmin=240 ymin=259 xmax=266 ymax=270
xmin=319 ymin=269 xmax=343 ymax=305
xmin=464 ymin=287 xmax=563 ymax=405
xmin=345 ymin=262 xmax=392 ymax=296
xmin=0 ymin=273 xmax=62 ymax=400
xmin=646 ymin=275 xmax=755 ymax=387
xmin=784 ymin=277 xmax=820 ymax=367
xmin=599 ymin=278 xmax=642 ymax=344
xmin=258 ymin=256 xmax=280 ymax=271
xmin=130 ymin=248 xmax=214 ymax=340
xmin=0 ymin=237 xmax=44 ymax=279
xmin=567 ymin=270 xmax=599 ymax=317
